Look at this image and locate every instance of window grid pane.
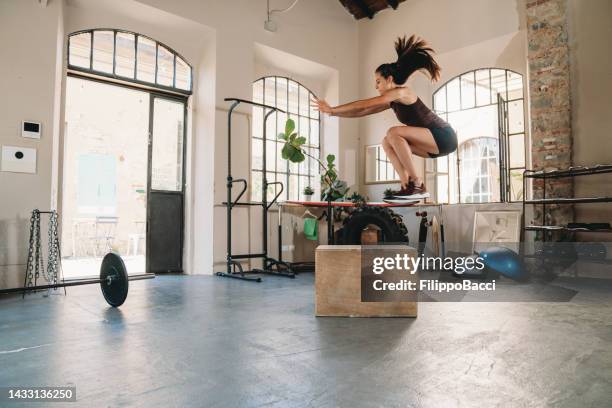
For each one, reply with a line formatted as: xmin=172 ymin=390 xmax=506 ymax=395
xmin=151 ymin=98 xmax=184 ymax=191
xmin=69 ymin=30 xmax=191 ymax=93
xmin=507 ymin=71 xmax=524 ymax=100
xmin=156 ymin=45 xmax=174 ymax=87
xmin=69 ymin=32 xmax=92 ymax=69
xmin=252 ymin=138 xmax=263 ymax=170
xmin=460 ymin=73 xmax=475 ymax=109
xmin=92 ymin=30 xmax=114 ymax=74
xmin=508 ymin=100 xmax=525 ymax=134
xmin=509 ymin=133 xmax=525 ymax=168
xmin=136 ymin=36 xmax=156 ymax=83
xmin=175 ymin=57 xmax=191 ymax=91
xmin=490 ymin=69 xmax=507 ymax=101
xmin=433 ymin=85 xmax=446 ymax=112
xmin=266 ymin=139 xmax=276 ymax=173
xmin=446 ymin=78 xmax=461 ymax=112
xmin=115 ymin=32 xmax=135 ymax=78
xmin=475 ymin=69 xmax=490 ymax=107
xmin=299 ymin=86 xmax=310 ymax=117
xmin=373 ymin=146 xmax=399 ymax=182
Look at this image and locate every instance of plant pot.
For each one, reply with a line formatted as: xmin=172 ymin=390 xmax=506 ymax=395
xmin=304 ymin=195 xmax=313 ymax=202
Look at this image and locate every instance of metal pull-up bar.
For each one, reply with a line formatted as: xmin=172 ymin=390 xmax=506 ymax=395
xmin=216 ymin=98 xmax=295 ymax=282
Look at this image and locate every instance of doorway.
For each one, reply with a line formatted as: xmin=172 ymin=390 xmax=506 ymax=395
xmin=61 ymin=76 xmax=186 ymax=278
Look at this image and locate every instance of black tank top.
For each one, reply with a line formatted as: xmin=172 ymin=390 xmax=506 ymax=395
xmin=390 ymin=98 xmax=449 ymax=129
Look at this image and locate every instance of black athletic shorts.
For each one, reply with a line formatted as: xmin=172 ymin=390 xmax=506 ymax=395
xmin=428 ymin=126 xmax=458 ymax=158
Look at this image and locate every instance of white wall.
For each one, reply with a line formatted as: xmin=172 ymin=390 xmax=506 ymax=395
xmin=0 ymin=0 xmax=65 ymax=289
xmin=568 ymin=0 xmax=612 ymax=241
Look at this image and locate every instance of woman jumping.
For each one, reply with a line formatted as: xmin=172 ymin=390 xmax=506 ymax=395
xmin=312 ymin=35 xmax=457 ymax=202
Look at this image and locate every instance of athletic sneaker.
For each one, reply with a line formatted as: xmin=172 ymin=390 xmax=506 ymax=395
xmin=382 ymin=197 xmax=420 ymax=204
xmin=393 ymin=181 xmax=430 ymax=200
xmin=384 ymin=180 xmax=414 ymax=198
xmin=384 ymin=188 xmax=402 ymax=200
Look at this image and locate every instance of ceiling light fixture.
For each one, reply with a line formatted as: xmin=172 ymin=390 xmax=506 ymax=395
xmin=265 ymin=0 xmax=300 ymax=32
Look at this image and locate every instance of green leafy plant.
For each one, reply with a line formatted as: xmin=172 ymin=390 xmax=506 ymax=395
xmin=348 ymin=192 xmax=367 ymax=206
xmin=279 ymin=118 xmax=349 ymax=201
xmin=322 ymin=179 xmax=349 ymax=202
xmin=384 ymin=188 xmax=396 ymax=198
xmin=303 ymin=186 xmax=314 ymax=195
xmin=278 ymin=119 xmax=306 ymax=162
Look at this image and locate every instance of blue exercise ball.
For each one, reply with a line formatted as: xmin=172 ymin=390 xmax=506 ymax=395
xmin=478 ymin=246 xmax=528 ymax=281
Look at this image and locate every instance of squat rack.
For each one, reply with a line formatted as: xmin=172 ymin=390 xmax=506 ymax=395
xmin=216 ymin=98 xmax=295 ymax=282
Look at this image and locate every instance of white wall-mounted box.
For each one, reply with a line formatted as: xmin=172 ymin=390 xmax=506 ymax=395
xmin=1 ymin=146 xmax=37 ymax=174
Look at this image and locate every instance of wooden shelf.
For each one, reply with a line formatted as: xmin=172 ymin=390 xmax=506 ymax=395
xmin=523 ymin=253 xmax=612 ymax=265
xmin=523 ymin=165 xmax=612 ymax=243
xmin=525 ymin=225 xmax=612 ymax=233
xmin=525 ymin=196 xmax=612 ymax=205
xmin=524 ymin=164 xmax=612 ymax=179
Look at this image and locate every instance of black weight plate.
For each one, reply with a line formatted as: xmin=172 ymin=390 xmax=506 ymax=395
xmin=100 ymin=253 xmax=129 ymax=307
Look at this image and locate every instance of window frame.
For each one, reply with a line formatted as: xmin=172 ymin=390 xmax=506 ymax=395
xmin=251 ymin=76 xmax=321 ymax=202
xmin=67 ymin=29 xmax=193 ymax=96
xmin=430 ymin=68 xmax=527 ymax=204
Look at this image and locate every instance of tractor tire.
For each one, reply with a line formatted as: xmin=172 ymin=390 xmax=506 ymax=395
xmin=337 ymin=206 xmax=408 ymax=245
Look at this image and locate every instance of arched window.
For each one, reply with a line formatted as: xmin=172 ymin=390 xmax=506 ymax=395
xmin=430 ymin=68 xmax=526 ymax=203
xmin=68 ymin=29 xmax=192 ymax=94
xmin=251 ymin=76 xmax=321 ymax=202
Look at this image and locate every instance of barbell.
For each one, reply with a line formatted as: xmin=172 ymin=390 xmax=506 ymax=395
xmin=0 ymin=253 xmax=154 ymax=307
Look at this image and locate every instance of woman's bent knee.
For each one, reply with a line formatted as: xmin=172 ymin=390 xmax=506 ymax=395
xmin=386 ymin=126 xmax=403 ymax=138
xmin=382 ymin=134 xmax=399 ymax=150
xmin=387 ymin=133 xmax=406 ymax=148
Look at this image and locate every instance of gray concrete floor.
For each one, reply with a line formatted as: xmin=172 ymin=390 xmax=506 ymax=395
xmin=1 ymin=274 xmax=611 ymax=408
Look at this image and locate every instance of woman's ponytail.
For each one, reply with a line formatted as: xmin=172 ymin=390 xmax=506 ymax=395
xmin=376 ymin=35 xmax=440 ymax=84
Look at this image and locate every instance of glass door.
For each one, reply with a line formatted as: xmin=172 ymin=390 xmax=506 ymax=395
xmin=62 ymin=77 xmax=149 ymax=278
xmin=147 ymin=95 xmax=186 ymax=273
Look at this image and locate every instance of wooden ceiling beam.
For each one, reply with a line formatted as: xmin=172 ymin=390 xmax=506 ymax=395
xmin=354 ymin=0 xmax=374 ymax=19
xmin=386 ymin=0 xmax=399 ymax=10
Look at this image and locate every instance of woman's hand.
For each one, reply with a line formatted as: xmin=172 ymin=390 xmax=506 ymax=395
xmin=311 ymin=97 xmax=334 ymax=115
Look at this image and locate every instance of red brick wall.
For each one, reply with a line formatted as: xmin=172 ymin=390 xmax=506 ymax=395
xmin=526 ymin=0 xmax=574 ymax=229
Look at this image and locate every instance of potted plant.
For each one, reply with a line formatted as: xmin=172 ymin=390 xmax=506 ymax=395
xmin=278 ymin=118 xmax=349 ymax=202
xmin=348 ymin=192 xmax=367 ymax=207
xmin=303 ymin=186 xmax=315 ymax=201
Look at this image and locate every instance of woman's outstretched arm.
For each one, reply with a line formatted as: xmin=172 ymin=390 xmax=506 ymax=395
xmin=311 ymin=88 xmax=402 ymax=117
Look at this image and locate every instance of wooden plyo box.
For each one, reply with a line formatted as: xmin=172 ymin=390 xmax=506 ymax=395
xmin=315 ymin=245 xmax=418 ymax=317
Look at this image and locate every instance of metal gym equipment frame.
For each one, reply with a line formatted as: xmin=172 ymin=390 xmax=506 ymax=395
xmin=216 ymin=98 xmax=295 ymax=282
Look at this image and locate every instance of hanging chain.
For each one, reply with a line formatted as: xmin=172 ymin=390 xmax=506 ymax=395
xmin=25 ymin=210 xmax=38 ymax=288
xmin=34 ymin=210 xmax=43 ymax=285
xmin=24 ymin=209 xmax=62 ymax=290
xmin=45 ymin=211 xmax=61 ymax=285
